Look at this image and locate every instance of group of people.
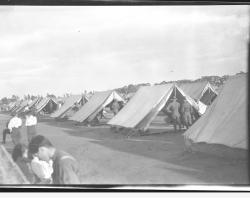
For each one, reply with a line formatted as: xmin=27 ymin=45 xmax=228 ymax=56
xmin=2 ymin=110 xmax=37 ymax=145
xmin=2 ymin=110 xmax=81 ymax=184
xmin=165 ymin=96 xmax=198 ymax=132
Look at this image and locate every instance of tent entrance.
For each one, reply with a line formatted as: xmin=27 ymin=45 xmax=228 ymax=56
xmin=42 ymin=100 xmax=57 ymax=114
xmin=135 ymin=86 xmax=199 ymax=132
xmin=200 ymin=88 xmax=217 ymax=105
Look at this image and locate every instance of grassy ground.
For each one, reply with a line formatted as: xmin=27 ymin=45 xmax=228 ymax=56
xmin=0 ymin=113 xmax=248 ymax=185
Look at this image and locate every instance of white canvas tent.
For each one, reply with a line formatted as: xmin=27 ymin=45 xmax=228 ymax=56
xmin=35 ymin=97 xmax=58 ymax=114
xmin=13 ymin=100 xmax=30 ymax=114
xmin=8 ymin=102 xmax=16 ymax=111
xmin=28 ymin=97 xmax=42 ymax=110
xmin=10 ymin=100 xmax=22 ymax=112
xmin=50 ymin=95 xmax=86 ymax=119
xmin=69 ymin=90 xmax=124 ymax=123
xmin=108 ymin=84 xmax=198 ymax=131
xmin=183 ymin=74 xmax=247 ymax=150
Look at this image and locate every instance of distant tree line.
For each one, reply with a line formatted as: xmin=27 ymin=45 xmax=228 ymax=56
xmin=114 ymin=71 xmax=247 ymax=95
xmin=1 ymin=71 xmax=246 ymax=104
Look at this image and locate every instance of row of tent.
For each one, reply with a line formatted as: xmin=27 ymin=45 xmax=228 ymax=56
xmin=8 ymin=81 xmax=217 ymax=125
xmin=48 ymin=81 xmax=217 ymax=126
xmin=7 ymin=75 xmax=246 ymax=151
xmin=9 ymin=97 xmax=58 ymax=115
xmin=8 ymin=81 xmax=217 ymax=124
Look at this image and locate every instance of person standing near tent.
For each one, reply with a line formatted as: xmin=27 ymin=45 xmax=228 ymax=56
xmin=25 ymin=110 xmax=37 ymax=143
xmin=118 ymin=101 xmax=125 ymax=111
xmin=48 ymin=100 xmax=53 ymax=114
xmin=28 ymin=135 xmax=81 ymax=184
xmin=8 ymin=113 xmax=23 ymax=145
xmin=2 ymin=117 xmax=12 ymax=144
xmin=111 ymin=99 xmax=120 ymax=116
xmin=57 ymin=102 xmax=62 ymax=110
xmin=165 ymin=97 xmax=182 ymax=132
xmin=181 ymin=98 xmax=193 ymax=129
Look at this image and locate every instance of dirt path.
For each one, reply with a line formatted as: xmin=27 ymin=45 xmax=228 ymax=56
xmin=0 ymin=114 xmax=248 ymax=184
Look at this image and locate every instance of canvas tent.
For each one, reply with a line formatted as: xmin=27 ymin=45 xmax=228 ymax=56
xmin=183 ymin=74 xmax=247 ymax=150
xmin=13 ymin=100 xmax=30 ymax=114
xmin=178 ymin=81 xmax=217 ymax=114
xmin=179 ymin=81 xmax=217 ymax=105
xmin=10 ymin=100 xmax=22 ymax=113
xmin=17 ymin=99 xmax=40 ymax=114
xmin=28 ymin=97 xmax=42 ymax=110
xmin=108 ymin=84 xmax=198 ymax=131
xmin=8 ymin=102 xmax=16 ymax=111
xmin=50 ymin=95 xmax=86 ymax=119
xmin=35 ymin=97 xmax=58 ymax=114
xmin=69 ymin=90 xmax=124 ymax=123
xmin=0 ymin=145 xmax=29 ymax=184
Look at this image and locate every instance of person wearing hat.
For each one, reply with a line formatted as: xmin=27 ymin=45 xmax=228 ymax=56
xmin=25 ymin=109 xmax=37 ymax=143
xmin=165 ymin=96 xmax=182 ymax=132
xmin=28 ymin=135 xmax=81 ymax=184
xmin=181 ymin=97 xmax=194 ymax=129
xmin=8 ymin=112 xmax=23 ymax=145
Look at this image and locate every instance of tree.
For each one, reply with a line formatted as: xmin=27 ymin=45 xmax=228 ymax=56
xmin=1 ymin=97 xmax=8 ymax=104
xmin=31 ymin=95 xmax=36 ymax=100
xmin=11 ymin=95 xmax=19 ymax=100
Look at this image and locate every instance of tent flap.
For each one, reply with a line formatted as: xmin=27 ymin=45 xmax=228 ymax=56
xmin=69 ymin=91 xmax=124 ymax=123
xmin=50 ymin=95 xmax=83 ymax=118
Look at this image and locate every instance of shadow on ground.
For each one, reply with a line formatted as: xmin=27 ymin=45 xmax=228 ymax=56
xmin=43 ymin=119 xmax=248 ymax=184
xmin=1 ymin=114 xmax=248 ymax=184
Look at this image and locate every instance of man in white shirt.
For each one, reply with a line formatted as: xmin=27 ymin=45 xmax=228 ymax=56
xmin=25 ymin=110 xmax=38 ymax=143
xmin=31 ymin=156 xmax=53 ymax=184
xmin=8 ymin=113 xmax=23 ymax=145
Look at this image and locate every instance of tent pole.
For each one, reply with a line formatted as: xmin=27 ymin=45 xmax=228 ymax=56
xmin=174 ymin=85 xmax=176 ymax=98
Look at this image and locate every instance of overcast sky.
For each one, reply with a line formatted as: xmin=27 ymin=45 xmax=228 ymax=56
xmin=0 ymin=5 xmax=249 ymax=98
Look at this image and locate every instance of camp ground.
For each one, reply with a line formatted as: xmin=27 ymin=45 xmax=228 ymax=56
xmin=50 ymin=95 xmax=87 ymax=119
xmin=34 ymin=97 xmax=58 ymax=115
xmin=183 ymin=74 xmax=247 ymax=158
xmin=0 ymin=6 xmax=248 ymax=186
xmin=108 ymin=84 xmax=198 ymax=134
xmin=178 ymin=81 xmax=218 ymax=115
xmin=69 ymin=90 xmax=124 ymax=125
